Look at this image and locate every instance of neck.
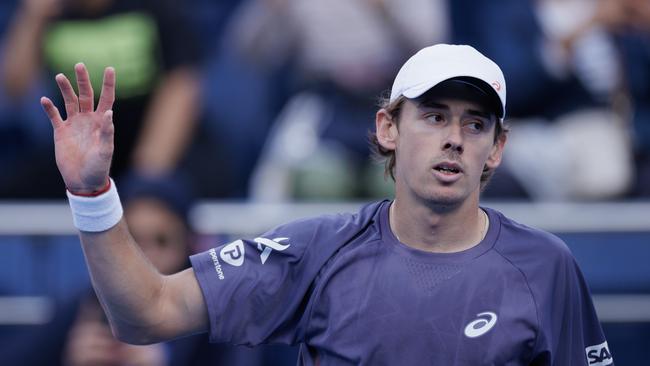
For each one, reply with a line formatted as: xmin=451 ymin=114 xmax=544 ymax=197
xmin=389 ymin=191 xmax=487 ymax=253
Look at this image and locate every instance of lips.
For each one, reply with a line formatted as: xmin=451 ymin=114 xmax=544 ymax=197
xmin=433 ymin=161 xmax=463 ymax=175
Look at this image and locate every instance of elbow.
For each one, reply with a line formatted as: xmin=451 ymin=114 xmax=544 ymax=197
xmin=110 ymin=322 xmax=166 ymax=345
xmin=105 ymin=275 xmax=181 ymax=345
xmin=113 ymin=328 xmax=161 ymax=345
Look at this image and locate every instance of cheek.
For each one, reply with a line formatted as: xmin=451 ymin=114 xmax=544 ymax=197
xmin=397 ymin=136 xmax=429 ymax=167
xmin=467 ymin=142 xmax=496 ymax=171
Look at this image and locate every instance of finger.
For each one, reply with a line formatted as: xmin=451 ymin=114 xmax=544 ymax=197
xmin=74 ymin=63 xmax=94 ymax=113
xmin=100 ymin=110 xmax=115 ymax=142
xmin=40 ymin=97 xmax=63 ymax=129
xmin=99 ymin=110 xmax=115 ymax=159
xmin=55 ymin=73 xmax=79 ymax=118
xmin=96 ymin=67 xmax=115 ymax=113
xmin=101 ymin=110 xmax=114 ymax=133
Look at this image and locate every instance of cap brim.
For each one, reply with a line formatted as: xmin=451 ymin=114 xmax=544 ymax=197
xmin=405 ymin=77 xmax=504 ymax=119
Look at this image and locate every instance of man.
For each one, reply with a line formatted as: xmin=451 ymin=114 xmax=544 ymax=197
xmin=41 ymin=44 xmax=613 ymax=365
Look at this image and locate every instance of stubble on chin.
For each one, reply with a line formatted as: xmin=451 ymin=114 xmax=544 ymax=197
xmin=413 ymin=182 xmax=468 ymax=209
xmin=424 ymin=191 xmax=465 ymax=208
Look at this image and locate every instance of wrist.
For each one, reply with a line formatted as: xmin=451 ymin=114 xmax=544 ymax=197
xmin=67 ymin=178 xmax=111 ymax=197
xmin=67 ymin=178 xmax=123 ymax=232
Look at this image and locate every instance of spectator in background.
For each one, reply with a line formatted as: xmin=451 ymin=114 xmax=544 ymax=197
xmin=207 ymin=0 xmax=449 ymax=200
xmin=608 ymin=0 xmax=650 ymax=196
xmin=0 ymin=0 xmax=200 ymax=198
xmin=451 ymin=0 xmax=636 ymax=201
xmin=196 ymin=0 xmax=290 ymax=198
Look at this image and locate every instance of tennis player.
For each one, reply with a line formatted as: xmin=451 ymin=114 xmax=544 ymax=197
xmin=41 ymin=44 xmax=613 ymax=365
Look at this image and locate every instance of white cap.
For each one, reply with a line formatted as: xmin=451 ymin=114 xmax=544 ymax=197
xmin=390 ymin=44 xmax=506 ymax=118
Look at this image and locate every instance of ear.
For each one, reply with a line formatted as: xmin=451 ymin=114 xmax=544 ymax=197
xmin=375 ymin=108 xmax=399 ymax=151
xmin=485 ymin=129 xmax=507 ymax=170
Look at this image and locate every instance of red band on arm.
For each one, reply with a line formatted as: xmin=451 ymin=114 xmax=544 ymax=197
xmin=67 ymin=178 xmax=111 ymax=197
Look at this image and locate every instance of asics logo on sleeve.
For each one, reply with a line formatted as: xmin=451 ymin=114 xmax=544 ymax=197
xmin=464 ymin=312 xmax=498 ymax=338
xmin=254 ymin=237 xmax=290 ymax=264
xmin=220 ymin=240 xmax=245 ymax=267
xmin=586 ymin=341 xmax=613 ymax=366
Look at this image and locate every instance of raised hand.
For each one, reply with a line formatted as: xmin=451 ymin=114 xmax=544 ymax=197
xmin=41 ymin=63 xmax=116 ymax=194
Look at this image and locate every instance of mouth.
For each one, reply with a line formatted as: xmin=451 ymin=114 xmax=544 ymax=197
xmin=433 ymin=162 xmax=463 ymax=175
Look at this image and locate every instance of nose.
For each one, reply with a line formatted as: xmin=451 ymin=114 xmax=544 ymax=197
xmin=442 ymin=123 xmax=464 ymax=154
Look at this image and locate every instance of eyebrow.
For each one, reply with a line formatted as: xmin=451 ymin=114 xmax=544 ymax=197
xmin=417 ymin=101 xmax=449 ymax=110
xmin=416 ymin=101 xmax=492 ymax=120
xmin=466 ymin=109 xmax=491 ymax=120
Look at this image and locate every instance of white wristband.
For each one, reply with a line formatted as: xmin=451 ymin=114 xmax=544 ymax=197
xmin=67 ymin=178 xmax=123 ymax=232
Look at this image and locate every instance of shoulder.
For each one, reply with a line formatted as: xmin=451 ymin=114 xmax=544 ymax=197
xmin=260 ymin=200 xmax=387 ymax=246
xmin=488 ymin=208 xmax=573 ymax=264
xmin=487 ymin=208 xmax=585 ymax=305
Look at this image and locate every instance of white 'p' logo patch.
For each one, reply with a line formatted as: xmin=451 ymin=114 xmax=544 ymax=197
xmin=220 ymin=240 xmax=245 ymax=267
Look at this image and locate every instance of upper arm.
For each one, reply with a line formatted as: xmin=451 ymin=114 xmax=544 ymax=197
xmin=157 ymin=267 xmax=209 ymax=341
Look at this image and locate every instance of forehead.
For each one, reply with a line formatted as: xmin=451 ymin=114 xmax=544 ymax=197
xmin=406 ymin=97 xmax=494 ymax=120
xmin=414 ymin=80 xmax=499 ymax=118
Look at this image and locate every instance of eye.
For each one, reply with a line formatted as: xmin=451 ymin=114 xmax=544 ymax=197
xmin=425 ymin=113 xmax=445 ymax=124
xmin=464 ymin=120 xmax=485 ymax=133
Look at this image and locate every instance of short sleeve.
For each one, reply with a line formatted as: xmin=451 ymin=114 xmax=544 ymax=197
xmin=530 ymin=239 xmax=614 ymax=366
xmin=189 ymin=202 xmax=383 ymax=347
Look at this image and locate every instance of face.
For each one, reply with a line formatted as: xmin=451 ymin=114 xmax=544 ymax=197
xmin=376 ymin=97 xmax=506 ymax=206
xmin=125 ymin=198 xmax=189 ymax=275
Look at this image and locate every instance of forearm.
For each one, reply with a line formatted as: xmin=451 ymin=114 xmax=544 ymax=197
xmin=79 ymin=219 xmax=169 ymax=343
xmin=44 ymin=64 xmax=209 ymax=345
xmin=1 ymin=9 xmax=47 ymax=97
xmin=133 ymin=67 xmax=199 ymax=175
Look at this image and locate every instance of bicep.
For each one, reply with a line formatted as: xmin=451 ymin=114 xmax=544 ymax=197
xmin=159 ymin=267 xmax=209 ymax=339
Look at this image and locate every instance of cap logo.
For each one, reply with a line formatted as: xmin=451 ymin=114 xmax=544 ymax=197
xmin=491 ymin=81 xmax=501 ymax=91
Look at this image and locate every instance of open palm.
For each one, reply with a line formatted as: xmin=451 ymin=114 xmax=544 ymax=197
xmin=41 ymin=63 xmax=116 ymax=194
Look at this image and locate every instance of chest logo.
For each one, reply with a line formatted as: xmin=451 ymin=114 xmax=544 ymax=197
xmin=464 ymin=312 xmax=498 ymax=338
xmin=254 ymin=237 xmax=290 ymax=264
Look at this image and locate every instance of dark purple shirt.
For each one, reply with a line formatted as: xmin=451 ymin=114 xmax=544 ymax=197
xmin=190 ymin=201 xmax=613 ymax=366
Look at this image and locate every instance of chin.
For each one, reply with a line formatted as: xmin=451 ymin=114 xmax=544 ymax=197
xmin=420 ymin=187 xmax=467 ymax=207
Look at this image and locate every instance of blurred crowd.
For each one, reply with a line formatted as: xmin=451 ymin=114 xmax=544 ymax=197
xmin=0 ymin=0 xmax=649 ymax=202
